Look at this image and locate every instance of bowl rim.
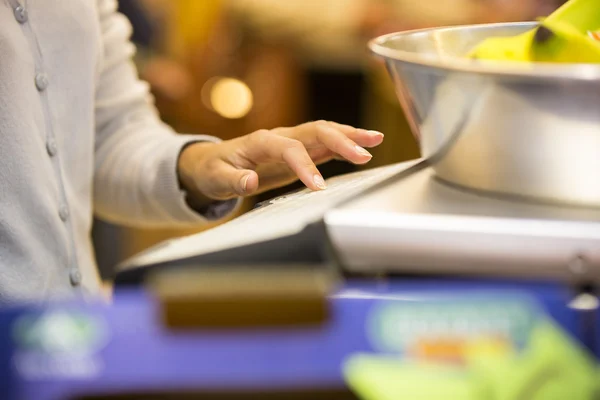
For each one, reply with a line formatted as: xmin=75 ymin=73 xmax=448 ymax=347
xmin=368 ymin=21 xmax=600 ymax=82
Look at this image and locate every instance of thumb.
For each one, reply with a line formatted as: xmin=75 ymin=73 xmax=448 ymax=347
xmin=236 ymin=169 xmax=259 ymax=196
xmin=208 ymin=162 xmax=259 ymax=198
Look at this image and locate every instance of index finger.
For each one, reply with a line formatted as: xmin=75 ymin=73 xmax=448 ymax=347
xmin=243 ymin=131 xmax=327 ymax=191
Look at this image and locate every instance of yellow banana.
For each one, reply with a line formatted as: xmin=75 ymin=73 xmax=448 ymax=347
xmin=468 ymin=32 xmax=536 ymax=61
xmin=530 ymin=21 xmax=600 ymax=63
xmin=468 ymin=0 xmax=600 ymax=63
xmin=546 ymin=0 xmax=600 ymax=33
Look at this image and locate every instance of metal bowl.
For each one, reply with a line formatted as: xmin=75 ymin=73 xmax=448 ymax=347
xmin=369 ymin=22 xmax=600 ymax=208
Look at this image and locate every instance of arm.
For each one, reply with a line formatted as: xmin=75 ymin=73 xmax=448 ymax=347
xmin=94 ymin=0 xmax=384 ymax=223
xmin=93 ymin=0 xmax=239 ymax=228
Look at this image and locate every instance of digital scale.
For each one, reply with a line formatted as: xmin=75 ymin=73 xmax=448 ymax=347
xmin=115 ymin=157 xmax=600 ymax=287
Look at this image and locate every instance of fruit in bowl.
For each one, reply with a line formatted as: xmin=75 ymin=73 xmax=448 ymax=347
xmin=469 ymin=0 xmax=600 ymax=63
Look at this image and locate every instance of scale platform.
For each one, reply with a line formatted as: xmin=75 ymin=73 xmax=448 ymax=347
xmin=115 ymin=158 xmax=600 ymax=285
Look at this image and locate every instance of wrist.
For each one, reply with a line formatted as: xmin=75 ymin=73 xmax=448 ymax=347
xmin=177 ymin=141 xmax=219 ymax=210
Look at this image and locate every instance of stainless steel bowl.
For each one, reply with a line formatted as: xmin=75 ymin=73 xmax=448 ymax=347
xmin=369 ymin=22 xmax=600 ymax=208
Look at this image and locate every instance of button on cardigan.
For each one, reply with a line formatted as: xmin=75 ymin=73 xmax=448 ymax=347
xmin=0 ymin=0 xmax=238 ymax=303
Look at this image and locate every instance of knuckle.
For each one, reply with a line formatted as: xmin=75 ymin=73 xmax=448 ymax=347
xmin=253 ymin=129 xmax=271 ymax=136
xmin=345 ymin=125 xmax=359 ymax=135
xmin=281 ymin=140 xmax=305 ymax=158
xmin=290 ymin=137 xmax=304 ymax=148
xmin=315 ymin=120 xmax=330 ymax=130
xmin=250 ymin=129 xmax=271 ymax=142
xmin=249 ymin=129 xmax=275 ymax=149
xmin=288 ymin=141 xmax=306 ymax=154
xmin=282 ymin=137 xmax=303 ymax=150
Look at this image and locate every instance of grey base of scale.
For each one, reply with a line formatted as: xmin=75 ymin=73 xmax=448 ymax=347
xmin=325 ymin=163 xmax=600 ymax=284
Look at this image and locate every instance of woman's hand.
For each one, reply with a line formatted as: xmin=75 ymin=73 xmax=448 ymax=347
xmin=177 ymin=121 xmax=384 ymax=205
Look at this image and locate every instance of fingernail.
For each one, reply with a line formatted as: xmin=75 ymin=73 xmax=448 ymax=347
xmin=241 ymin=174 xmax=250 ymax=193
xmin=355 ymin=145 xmax=372 ymax=158
xmin=367 ymin=130 xmax=384 ymax=137
xmin=313 ymin=174 xmax=327 ymax=190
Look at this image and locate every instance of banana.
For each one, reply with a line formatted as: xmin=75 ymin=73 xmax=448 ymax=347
xmin=467 ymin=31 xmax=536 ymax=61
xmin=546 ymin=0 xmax=600 ymax=33
xmin=468 ymin=0 xmax=600 ymax=63
xmin=530 ymin=21 xmax=600 ymax=63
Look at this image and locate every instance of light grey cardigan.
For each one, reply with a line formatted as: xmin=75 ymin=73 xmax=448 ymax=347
xmin=0 ymin=0 xmax=238 ymax=303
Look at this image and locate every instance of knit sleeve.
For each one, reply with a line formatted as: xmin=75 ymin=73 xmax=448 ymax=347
xmin=93 ymin=0 xmax=240 ymax=228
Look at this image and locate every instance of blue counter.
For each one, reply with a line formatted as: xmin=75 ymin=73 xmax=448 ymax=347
xmin=0 ymin=278 xmax=595 ymax=400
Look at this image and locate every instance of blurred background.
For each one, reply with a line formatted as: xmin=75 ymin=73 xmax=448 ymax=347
xmin=93 ymin=0 xmax=566 ymax=283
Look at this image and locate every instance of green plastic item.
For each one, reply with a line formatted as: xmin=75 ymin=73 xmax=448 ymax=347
xmin=467 ymin=320 xmax=597 ymax=400
xmin=343 ymin=355 xmax=479 ymax=400
xmin=343 ymin=320 xmax=598 ymax=400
